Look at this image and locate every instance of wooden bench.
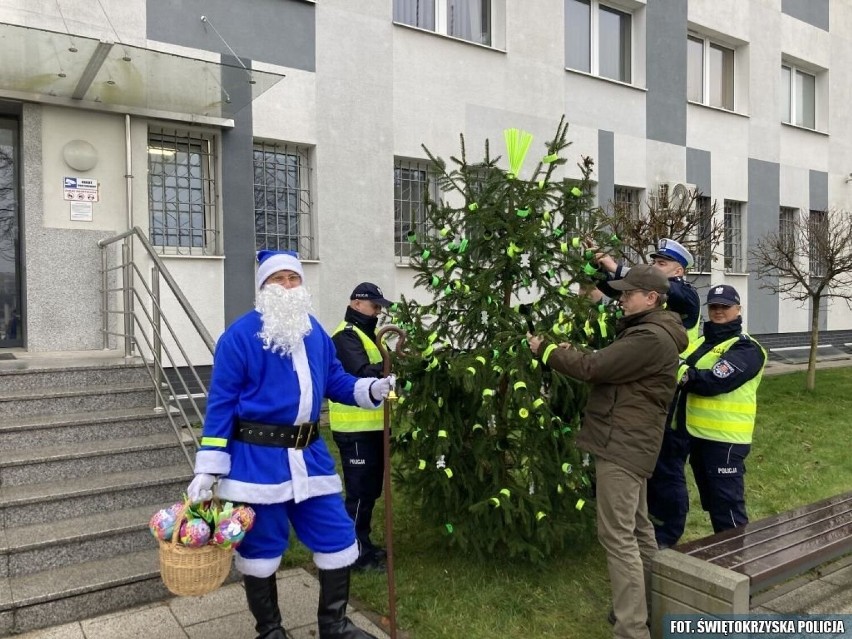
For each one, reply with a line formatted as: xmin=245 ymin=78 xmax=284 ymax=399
xmin=650 ymin=491 xmax=852 ymax=638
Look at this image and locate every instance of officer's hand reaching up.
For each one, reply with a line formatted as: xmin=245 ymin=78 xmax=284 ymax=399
xmin=369 ymin=375 xmax=396 ymax=402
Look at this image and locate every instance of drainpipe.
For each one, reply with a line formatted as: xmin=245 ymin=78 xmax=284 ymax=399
xmin=125 ymin=114 xmax=133 ymax=233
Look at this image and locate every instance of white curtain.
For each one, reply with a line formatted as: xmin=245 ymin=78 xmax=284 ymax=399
xmin=394 ymin=0 xmax=436 ymax=30
xmin=448 ymin=0 xmax=490 ymax=45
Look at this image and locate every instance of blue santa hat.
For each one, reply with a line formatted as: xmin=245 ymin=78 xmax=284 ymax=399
xmin=256 ymin=250 xmax=304 ymax=290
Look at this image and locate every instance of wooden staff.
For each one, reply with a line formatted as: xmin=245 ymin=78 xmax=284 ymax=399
xmin=375 ymin=325 xmax=406 ymax=639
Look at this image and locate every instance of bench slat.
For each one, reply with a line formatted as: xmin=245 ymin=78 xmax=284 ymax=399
xmin=676 ymin=492 xmax=852 ymax=557
xmin=682 ymin=503 xmax=852 ymax=563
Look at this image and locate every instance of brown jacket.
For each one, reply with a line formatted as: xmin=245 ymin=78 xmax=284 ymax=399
xmin=544 ymin=308 xmax=689 ymax=478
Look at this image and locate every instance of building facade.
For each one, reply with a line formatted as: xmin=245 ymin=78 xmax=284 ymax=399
xmin=0 ymin=0 xmax=849 ymax=360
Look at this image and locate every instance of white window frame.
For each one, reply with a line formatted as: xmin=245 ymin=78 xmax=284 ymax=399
xmin=693 ymin=195 xmax=713 ymax=274
xmin=781 ymin=61 xmax=817 ymax=130
xmin=393 ymin=0 xmax=504 ymax=48
xmin=687 ymin=33 xmax=735 ymax=111
xmin=253 ymin=141 xmax=315 ymax=259
xmin=147 ymin=127 xmax=220 ymax=256
xmin=565 ymin=0 xmax=633 ymax=84
xmin=613 ymin=185 xmax=643 ymax=263
xmin=723 ymin=199 xmax=744 ymax=273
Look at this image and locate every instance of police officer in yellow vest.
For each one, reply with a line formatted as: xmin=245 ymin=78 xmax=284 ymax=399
xmin=658 ymin=284 xmax=766 ymax=544
xmin=329 ymin=283 xmax=392 ymax=571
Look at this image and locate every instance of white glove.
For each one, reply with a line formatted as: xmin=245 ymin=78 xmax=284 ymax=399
xmin=187 ymin=473 xmax=216 ymax=504
xmin=369 ymin=374 xmax=396 ymax=402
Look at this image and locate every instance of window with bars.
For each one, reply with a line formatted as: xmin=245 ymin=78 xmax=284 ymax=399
xmin=779 ymin=206 xmax=797 ymax=270
xmin=565 ymin=0 xmax=632 ymax=83
xmin=394 ymin=159 xmax=436 ymax=261
xmin=693 ymin=196 xmax=713 ymax=273
xmin=809 ymin=210 xmax=827 ymax=277
xmin=723 ymin=200 xmax=743 ymax=273
xmin=147 ymin=129 xmax=218 ymax=254
xmin=253 ymin=142 xmax=314 ymax=258
xmin=614 ymin=186 xmax=642 ymax=263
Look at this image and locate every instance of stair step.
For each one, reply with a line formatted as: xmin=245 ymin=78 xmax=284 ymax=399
xmin=0 ymin=407 xmax=183 ymax=449
xmin=0 ymin=465 xmax=193 ymax=526
xmin=0 ymin=433 xmax=192 ymax=487
xmin=2 ymin=504 xmax=167 ymax=578
xmin=0 ymin=362 xmax=150 ymax=391
xmin=0 ymin=383 xmax=155 ymax=417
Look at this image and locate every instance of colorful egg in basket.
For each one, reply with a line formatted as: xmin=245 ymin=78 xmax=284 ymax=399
xmin=213 ymin=517 xmax=247 ymax=548
xmin=230 ymin=505 xmax=256 ymax=532
xmin=149 ymin=502 xmax=183 ymax=541
xmin=179 ymin=517 xmax=211 ymax=547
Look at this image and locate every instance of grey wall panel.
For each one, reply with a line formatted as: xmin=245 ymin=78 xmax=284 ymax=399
xmin=221 ymin=57 xmax=257 ymax=326
xmin=782 ymin=0 xmax=829 ymax=31
xmin=646 ymin=0 xmax=687 ymax=145
xmin=597 ymin=129 xmax=614 ymax=208
xmin=147 ymin=0 xmax=315 ymax=71
xmin=686 ymin=147 xmax=711 ymax=195
xmin=747 ymin=159 xmax=780 ymax=334
xmin=809 ymin=169 xmax=828 ymax=212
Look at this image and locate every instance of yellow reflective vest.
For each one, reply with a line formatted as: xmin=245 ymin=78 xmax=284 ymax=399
xmin=677 ymin=334 xmax=766 ymax=444
xmin=328 ymin=322 xmax=384 ymax=433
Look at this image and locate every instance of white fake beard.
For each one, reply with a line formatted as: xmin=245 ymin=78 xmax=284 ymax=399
xmin=256 ymin=285 xmax=313 ymax=356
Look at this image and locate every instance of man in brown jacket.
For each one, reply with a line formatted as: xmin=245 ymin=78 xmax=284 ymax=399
xmin=529 ymin=265 xmax=688 ymax=639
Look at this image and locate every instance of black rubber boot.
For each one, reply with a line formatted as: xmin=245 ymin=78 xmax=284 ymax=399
xmin=317 ymin=567 xmax=379 ymax=639
xmin=244 ymin=574 xmax=289 ymax=639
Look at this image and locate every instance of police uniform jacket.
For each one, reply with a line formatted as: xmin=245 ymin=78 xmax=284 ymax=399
xmin=542 ymin=307 xmax=689 ymax=478
xmin=670 ymin=316 xmax=766 ymax=433
xmin=332 ymin=306 xmax=384 ymax=378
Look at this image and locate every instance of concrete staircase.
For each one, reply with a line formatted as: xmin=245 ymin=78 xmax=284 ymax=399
xmin=0 ymin=354 xmax=194 ymax=636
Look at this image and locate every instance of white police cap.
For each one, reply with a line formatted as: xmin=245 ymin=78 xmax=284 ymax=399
xmin=650 ymin=238 xmax=694 ymax=270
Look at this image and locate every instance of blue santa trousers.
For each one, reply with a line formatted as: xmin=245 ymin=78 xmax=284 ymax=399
xmin=235 ymin=493 xmax=358 ymax=577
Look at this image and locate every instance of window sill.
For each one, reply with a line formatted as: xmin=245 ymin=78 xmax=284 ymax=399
xmin=158 ymin=253 xmax=225 ymax=260
xmin=392 ymin=22 xmax=506 ymax=53
xmin=781 ymin=121 xmax=828 ymax=137
xmin=687 ymin=101 xmax=749 ymax=119
xmin=723 ymin=271 xmax=749 ymax=276
xmin=395 ymin=261 xmax=415 ymax=269
xmin=564 ymin=67 xmax=646 ymax=92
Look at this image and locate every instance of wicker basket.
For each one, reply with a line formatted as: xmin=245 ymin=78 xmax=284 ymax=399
xmin=158 ymin=503 xmax=233 ymax=597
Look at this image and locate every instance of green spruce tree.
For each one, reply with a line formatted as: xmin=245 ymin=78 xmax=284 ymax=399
xmin=388 ymin=118 xmax=620 ymax=561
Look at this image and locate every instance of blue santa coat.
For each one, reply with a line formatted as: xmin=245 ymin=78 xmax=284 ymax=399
xmin=194 ymin=310 xmax=378 ymax=505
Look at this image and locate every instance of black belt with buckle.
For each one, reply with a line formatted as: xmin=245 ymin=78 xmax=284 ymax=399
xmin=234 ymin=420 xmax=320 ymax=449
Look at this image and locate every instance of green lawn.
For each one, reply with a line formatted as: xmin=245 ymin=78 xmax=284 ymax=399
xmin=284 ymin=367 xmax=852 ymax=638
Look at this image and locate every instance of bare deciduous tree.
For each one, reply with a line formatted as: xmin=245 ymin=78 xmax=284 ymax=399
xmin=597 ymin=185 xmax=724 ymax=274
xmin=750 ymin=208 xmax=852 ymax=391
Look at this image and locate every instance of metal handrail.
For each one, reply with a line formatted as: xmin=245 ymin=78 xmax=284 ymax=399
xmin=98 ymin=227 xmax=216 ymax=469
xmin=99 ymin=227 xmax=216 ymax=354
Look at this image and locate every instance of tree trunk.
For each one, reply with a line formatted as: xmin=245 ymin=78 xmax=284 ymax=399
xmin=806 ymin=295 xmax=820 ymax=391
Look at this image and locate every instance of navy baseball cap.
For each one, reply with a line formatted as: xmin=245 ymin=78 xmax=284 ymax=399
xmin=650 ymin=238 xmax=694 ymax=270
xmin=351 ymin=282 xmax=391 ymax=307
xmin=706 ymin=284 xmax=741 ymax=306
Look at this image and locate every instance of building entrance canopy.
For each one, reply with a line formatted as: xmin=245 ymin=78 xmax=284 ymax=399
xmin=0 ymin=22 xmax=284 ymax=126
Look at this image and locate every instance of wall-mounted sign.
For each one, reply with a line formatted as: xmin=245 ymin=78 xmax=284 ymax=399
xmin=63 ymin=176 xmax=100 ymax=202
xmin=70 ymin=201 xmax=93 ymax=222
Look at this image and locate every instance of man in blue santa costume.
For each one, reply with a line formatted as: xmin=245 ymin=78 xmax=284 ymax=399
xmin=187 ymin=250 xmax=394 ymax=639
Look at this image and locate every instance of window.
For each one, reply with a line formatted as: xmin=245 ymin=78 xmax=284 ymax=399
xmin=394 ymin=159 xmax=436 ymax=261
xmin=779 ymin=207 xmax=796 ymax=269
xmin=614 ymin=186 xmax=642 ymax=262
xmin=148 ymin=129 xmax=218 ymax=254
xmin=809 ymin=210 xmax=827 ymax=277
xmin=723 ymin=200 xmax=743 ymax=273
xmin=253 ymin=142 xmax=314 ymax=258
xmin=687 ymin=35 xmax=734 ymax=110
xmin=394 ymin=0 xmax=492 ymax=46
xmin=781 ymin=63 xmax=815 ymax=129
xmin=693 ymin=196 xmax=713 ymax=273
xmin=565 ymin=0 xmax=632 ymax=83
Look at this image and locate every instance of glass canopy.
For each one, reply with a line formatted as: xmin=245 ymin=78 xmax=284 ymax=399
xmin=0 ymin=21 xmax=285 ymax=122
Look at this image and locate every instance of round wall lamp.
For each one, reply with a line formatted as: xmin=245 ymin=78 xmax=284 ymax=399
xmin=62 ymin=139 xmax=98 ymax=172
